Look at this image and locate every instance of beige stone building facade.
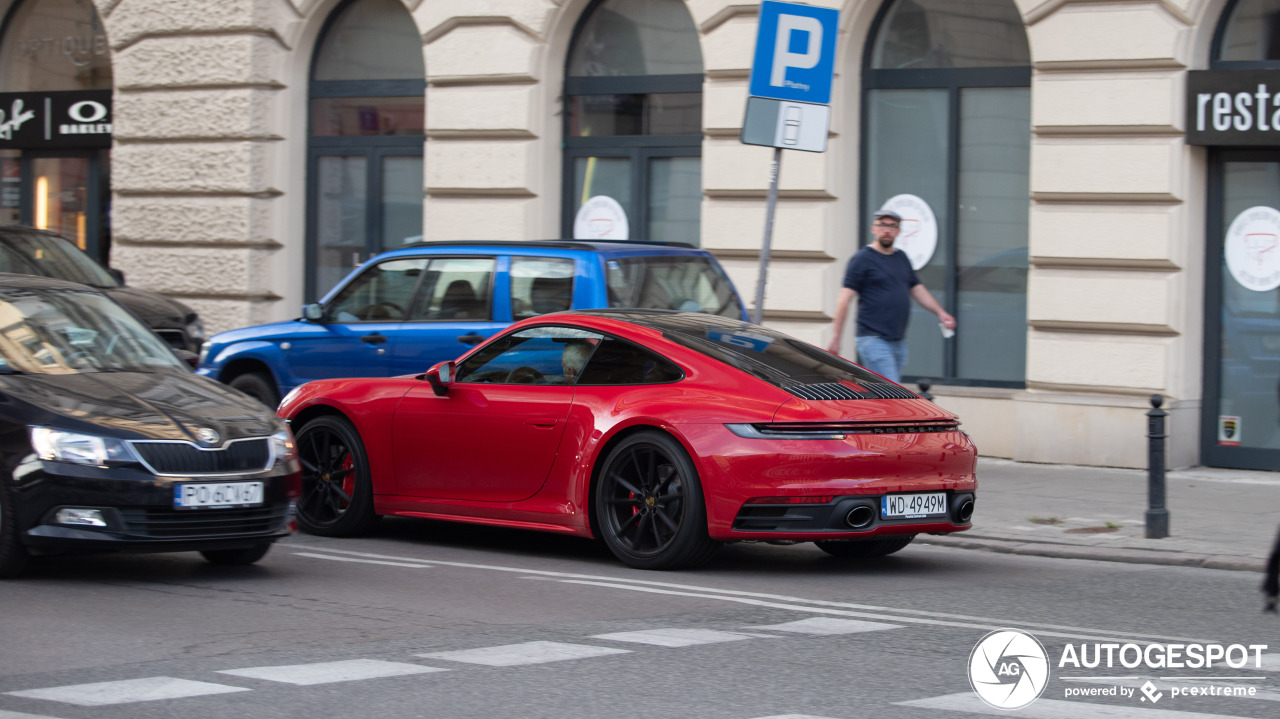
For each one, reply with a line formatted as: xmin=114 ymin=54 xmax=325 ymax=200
xmin=1 ymin=0 xmax=1276 ymax=472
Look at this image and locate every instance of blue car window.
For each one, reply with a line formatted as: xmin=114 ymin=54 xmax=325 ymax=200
xmin=410 ymin=257 xmax=495 ymax=321
xmin=511 ymin=257 xmax=575 ymax=319
xmin=327 ymin=258 xmax=428 ymax=322
xmin=455 ymin=326 xmax=603 ymax=385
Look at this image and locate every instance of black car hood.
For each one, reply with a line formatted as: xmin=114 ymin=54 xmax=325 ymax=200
xmin=103 ymin=286 xmax=195 ymax=329
xmin=0 ymin=370 xmax=277 ymax=442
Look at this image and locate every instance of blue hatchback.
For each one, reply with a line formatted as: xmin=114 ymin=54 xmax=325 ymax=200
xmin=197 ymin=240 xmax=747 ymax=406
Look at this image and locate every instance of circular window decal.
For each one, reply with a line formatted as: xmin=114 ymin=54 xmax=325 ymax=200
xmin=573 ymin=195 xmax=629 ymax=240
xmin=1226 ymin=206 xmax=1280 ymax=292
xmin=876 ymin=194 xmax=937 ymax=270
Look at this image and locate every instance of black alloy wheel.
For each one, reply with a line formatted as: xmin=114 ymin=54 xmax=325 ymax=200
xmin=0 ymin=479 xmax=29 ymax=578
xmin=594 ymin=430 xmax=719 ymax=570
xmin=294 ymin=415 xmax=378 ymax=536
xmin=814 ymin=535 xmax=915 ymax=559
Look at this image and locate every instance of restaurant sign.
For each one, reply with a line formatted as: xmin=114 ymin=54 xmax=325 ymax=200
xmin=0 ymin=90 xmax=111 ymax=149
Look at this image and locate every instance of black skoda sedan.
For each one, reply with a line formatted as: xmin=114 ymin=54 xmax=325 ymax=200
xmin=0 ymin=275 xmax=300 ymax=577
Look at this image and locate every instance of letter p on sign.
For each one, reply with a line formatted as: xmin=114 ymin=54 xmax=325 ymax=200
xmin=749 ymin=1 xmax=838 ymax=105
xmin=771 ymin=15 xmax=823 ymax=87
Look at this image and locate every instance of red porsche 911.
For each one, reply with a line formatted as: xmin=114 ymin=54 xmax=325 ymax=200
xmin=277 ymin=310 xmax=977 ymax=569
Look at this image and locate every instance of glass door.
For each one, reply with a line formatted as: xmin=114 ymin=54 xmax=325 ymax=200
xmin=1202 ymin=150 xmax=1280 ymax=468
xmin=5 ymin=150 xmax=109 ymax=264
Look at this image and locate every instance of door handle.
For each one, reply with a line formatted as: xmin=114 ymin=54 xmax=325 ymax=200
xmin=458 ymin=332 xmax=485 ymax=346
xmin=526 ymin=418 xmax=559 ymax=428
xmin=361 ymin=332 xmax=387 ymax=345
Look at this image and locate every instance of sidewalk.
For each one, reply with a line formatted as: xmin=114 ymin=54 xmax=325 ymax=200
xmin=920 ymin=457 xmax=1280 ymax=572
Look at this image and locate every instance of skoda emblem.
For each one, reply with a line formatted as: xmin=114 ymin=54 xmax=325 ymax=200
xmin=196 ymin=428 xmax=220 ymax=445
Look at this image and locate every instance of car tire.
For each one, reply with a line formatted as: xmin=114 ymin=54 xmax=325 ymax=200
xmin=0 ymin=480 xmax=29 ymax=579
xmin=200 ymin=542 xmax=273 ymax=566
xmin=594 ymin=430 xmax=720 ymax=570
xmin=229 ymin=372 xmax=280 ymax=409
xmin=294 ymin=415 xmax=379 ymax=537
xmin=814 ymin=535 xmax=915 ymax=559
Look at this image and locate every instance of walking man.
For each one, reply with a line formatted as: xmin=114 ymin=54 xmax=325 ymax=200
xmin=826 ymin=209 xmax=956 ymax=383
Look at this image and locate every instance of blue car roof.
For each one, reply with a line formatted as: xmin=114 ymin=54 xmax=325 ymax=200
xmin=373 ymin=240 xmax=711 ymax=260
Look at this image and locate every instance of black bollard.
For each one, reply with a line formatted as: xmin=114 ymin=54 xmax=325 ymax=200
xmin=917 ymin=378 xmax=933 ymax=402
xmin=1146 ymin=394 xmax=1170 ymax=539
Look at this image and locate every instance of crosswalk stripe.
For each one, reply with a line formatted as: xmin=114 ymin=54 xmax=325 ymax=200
xmin=0 ymin=711 xmax=68 ymax=719
xmin=748 ymin=618 xmax=901 ymax=635
xmin=896 ymin=692 xmax=1255 ymax=718
xmin=5 ymin=677 xmax=250 ymax=706
xmin=418 ymin=641 xmax=629 ymax=667
xmin=749 ymin=715 xmax=844 ymax=719
xmin=590 ymin=628 xmax=756 ymax=647
xmin=217 ymin=659 xmax=447 ymax=685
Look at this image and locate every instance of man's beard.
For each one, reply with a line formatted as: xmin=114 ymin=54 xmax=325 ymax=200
xmin=876 ymin=235 xmax=895 ymax=249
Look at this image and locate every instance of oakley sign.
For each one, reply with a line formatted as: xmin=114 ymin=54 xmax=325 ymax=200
xmin=0 ymin=90 xmax=112 ymax=149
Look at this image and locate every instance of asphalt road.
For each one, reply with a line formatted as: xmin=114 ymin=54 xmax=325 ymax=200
xmin=0 ymin=519 xmax=1276 ymax=719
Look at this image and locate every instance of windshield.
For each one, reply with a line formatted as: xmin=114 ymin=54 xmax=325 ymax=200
xmin=606 ymin=255 xmax=742 ymax=318
xmin=0 ymin=230 xmax=119 ymax=288
xmin=0 ymin=286 xmax=183 ymax=374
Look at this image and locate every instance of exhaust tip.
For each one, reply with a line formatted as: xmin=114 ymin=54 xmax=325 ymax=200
xmin=845 ymin=505 xmax=875 ymax=528
xmin=956 ymin=499 xmax=975 ymax=523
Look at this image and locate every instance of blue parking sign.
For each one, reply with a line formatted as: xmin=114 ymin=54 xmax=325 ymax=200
xmin=748 ymin=1 xmax=839 ymax=105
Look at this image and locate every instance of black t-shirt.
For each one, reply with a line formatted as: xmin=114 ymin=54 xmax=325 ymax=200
xmin=841 ymin=246 xmax=919 ymax=341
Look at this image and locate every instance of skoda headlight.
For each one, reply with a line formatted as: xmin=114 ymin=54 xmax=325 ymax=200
xmin=270 ymin=427 xmax=297 ymax=464
xmin=30 ymin=427 xmax=137 ymax=466
xmin=186 ymin=317 xmax=205 ymax=342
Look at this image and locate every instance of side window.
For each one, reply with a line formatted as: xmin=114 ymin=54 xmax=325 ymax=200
xmin=606 ymin=255 xmax=741 ymax=317
xmin=410 ymin=258 xmax=495 ymax=321
xmin=326 ymin=258 xmax=428 ymax=322
xmin=455 ymin=326 xmax=603 ymax=385
xmin=576 ymin=336 xmax=683 ymax=385
xmin=511 ymin=256 xmax=575 ymax=319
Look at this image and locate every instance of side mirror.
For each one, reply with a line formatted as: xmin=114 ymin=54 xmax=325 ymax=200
xmin=302 ymin=303 xmax=323 ymax=322
xmin=106 ymin=267 xmax=125 ymax=285
xmin=425 ymin=360 xmax=454 ymax=397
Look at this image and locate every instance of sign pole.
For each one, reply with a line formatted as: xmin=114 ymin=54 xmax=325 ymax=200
xmin=752 ymin=147 xmax=782 ymax=325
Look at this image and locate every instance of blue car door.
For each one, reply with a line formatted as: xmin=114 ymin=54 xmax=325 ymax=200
xmin=387 ymin=256 xmax=505 ymax=376
xmin=284 ymin=258 xmax=429 ymax=382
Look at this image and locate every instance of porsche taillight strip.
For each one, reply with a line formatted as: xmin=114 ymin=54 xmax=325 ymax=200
xmin=726 ymin=421 xmax=960 ymax=439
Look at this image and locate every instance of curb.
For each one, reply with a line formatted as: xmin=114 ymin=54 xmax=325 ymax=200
xmin=920 ymin=535 xmax=1267 ymax=573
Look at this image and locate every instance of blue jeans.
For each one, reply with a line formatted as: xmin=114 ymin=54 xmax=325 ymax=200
xmin=856 ymin=335 xmax=907 ymax=383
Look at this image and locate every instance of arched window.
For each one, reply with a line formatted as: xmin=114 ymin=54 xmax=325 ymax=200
xmin=0 ymin=0 xmax=113 ymax=262
xmin=307 ymin=0 xmax=424 ymax=299
xmin=1201 ymin=0 xmax=1280 ymax=468
xmin=862 ymin=0 xmax=1030 ymax=385
xmin=1214 ymin=0 xmax=1280 ymax=65
xmin=563 ymin=0 xmax=703 ymax=244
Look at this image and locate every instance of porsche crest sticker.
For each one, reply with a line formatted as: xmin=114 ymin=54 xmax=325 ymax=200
xmin=1218 ymin=415 xmax=1241 ymax=447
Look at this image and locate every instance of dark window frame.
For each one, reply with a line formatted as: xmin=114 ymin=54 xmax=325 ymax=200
xmin=1210 ymin=0 xmax=1280 ymax=69
xmin=860 ymin=0 xmax=1031 ymax=389
xmin=560 ymin=0 xmax=704 ymax=242
xmin=304 ymin=0 xmax=426 ymax=302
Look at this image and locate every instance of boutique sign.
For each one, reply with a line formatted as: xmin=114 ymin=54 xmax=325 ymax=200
xmin=0 ymin=90 xmax=111 ymax=149
xmin=1186 ymin=70 xmax=1280 ymax=146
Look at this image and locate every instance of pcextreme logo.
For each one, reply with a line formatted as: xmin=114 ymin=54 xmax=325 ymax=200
xmin=969 ymin=629 xmax=1051 ymax=710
